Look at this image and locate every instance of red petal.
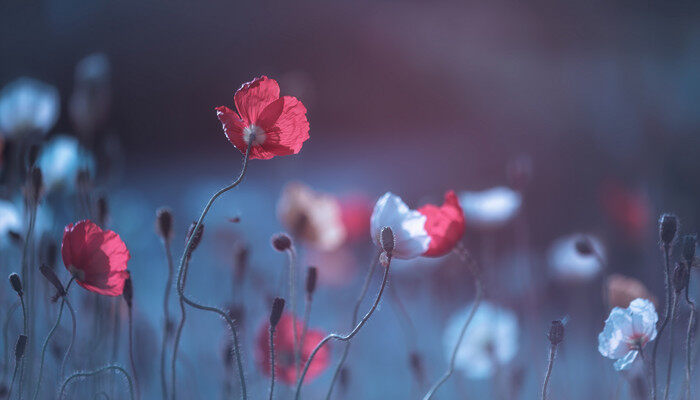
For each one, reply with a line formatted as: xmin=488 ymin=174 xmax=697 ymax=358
xmin=234 ymin=76 xmax=280 ymax=124
xmin=216 ymin=106 xmax=247 ymax=153
xmin=256 ymin=96 xmax=309 ymax=157
xmin=418 ymin=191 xmax=466 ymax=257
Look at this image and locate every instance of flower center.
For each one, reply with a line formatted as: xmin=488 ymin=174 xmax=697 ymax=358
xmin=68 ymin=265 xmax=85 ymax=281
xmin=242 ymin=125 xmax=266 ymax=146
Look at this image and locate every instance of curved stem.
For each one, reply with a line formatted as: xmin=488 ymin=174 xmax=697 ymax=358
xmin=59 ymin=364 xmax=134 ymax=400
xmin=685 ymin=288 xmax=696 ymax=400
xmin=422 ymin=255 xmax=483 ymax=400
xmin=173 ymin=136 xmax=252 ymax=400
xmin=18 ymin=295 xmax=27 ymax=400
xmin=161 ymin=240 xmax=174 ymax=400
xmin=325 ymin=252 xmax=379 ymax=399
xmin=20 ymin=205 xmax=36 ymax=400
xmin=171 ymin=297 xmax=186 ymax=400
xmin=268 ymin=327 xmax=276 ymax=400
xmin=60 ymin=298 xmax=76 ymax=378
xmin=7 ymin=359 xmax=19 ymax=400
xmin=651 ymin=245 xmax=672 ymax=400
xmin=128 ymin=307 xmax=141 ymax=400
xmin=295 ymin=256 xmax=391 ymax=400
xmin=287 ymin=247 xmax=299 ymax=381
xmin=3 ymin=301 xmax=19 ymax=382
xmin=542 ymin=344 xmax=557 ymax=400
xmin=663 ymin=294 xmax=678 ymax=400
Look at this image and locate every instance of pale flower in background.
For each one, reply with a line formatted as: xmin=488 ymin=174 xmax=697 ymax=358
xmin=370 ymin=192 xmax=429 ymax=259
xmin=277 ymin=182 xmax=346 ymax=252
xmin=0 ymin=200 xmax=21 ymax=245
xmin=38 ymin=135 xmax=95 ymax=192
xmin=548 ymin=234 xmax=605 ymax=280
xmin=598 ymin=298 xmax=657 ymax=371
xmin=444 ymin=301 xmax=519 ymax=379
xmin=458 ymin=187 xmax=521 ymax=229
xmin=605 ymin=274 xmax=655 ymax=309
xmin=70 ymin=53 xmax=112 ymax=137
xmin=0 ymin=77 xmax=60 ymax=138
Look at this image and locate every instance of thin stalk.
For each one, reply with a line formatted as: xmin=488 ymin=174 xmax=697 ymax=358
xmin=684 ymin=287 xmax=695 ymax=400
xmin=295 ymin=255 xmax=391 ymax=400
xmin=325 ymin=253 xmax=379 ymax=399
xmin=3 ymin=301 xmax=19 ymax=382
xmin=20 ymin=204 xmax=36 ymax=400
xmin=651 ymin=244 xmax=672 ymax=400
xmin=128 ymin=307 xmax=141 ymax=400
xmin=161 ymin=239 xmax=174 ymax=400
xmin=171 ymin=255 xmax=191 ymax=400
xmin=18 ymin=294 xmax=27 ymax=400
xmin=173 ymin=136 xmax=252 ymax=400
xmin=287 ymin=246 xmax=299 ymax=381
xmin=7 ymin=359 xmax=19 ymax=400
xmin=299 ymin=296 xmax=311 ymax=361
xmin=541 ymin=344 xmax=557 ymax=400
xmin=60 ymin=297 xmax=76 ymax=377
xmin=663 ymin=294 xmax=678 ymax=400
xmin=268 ymin=327 xmax=277 ymax=400
xmin=59 ymin=364 xmax=134 ymax=400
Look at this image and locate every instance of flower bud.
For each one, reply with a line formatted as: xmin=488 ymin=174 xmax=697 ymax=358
xmin=659 ymin=214 xmax=678 ymax=246
xmin=40 ymin=265 xmax=65 ymax=300
xmin=96 ymin=195 xmax=109 ymax=227
xmin=156 ymin=207 xmax=174 ymax=241
xmin=9 ymin=273 xmax=23 ymax=297
xmin=682 ymin=234 xmax=696 ymax=264
xmin=380 ymin=227 xmax=394 ymax=254
xmin=271 ymin=233 xmax=292 ymax=252
xmin=123 ymin=275 xmax=133 ymax=308
xmin=548 ymin=320 xmax=565 ymax=345
xmin=306 ymin=267 xmax=318 ymax=296
xmin=673 ymin=263 xmax=689 ymax=294
xmin=185 ymin=222 xmax=204 ymax=258
xmin=15 ymin=335 xmax=27 ymax=360
xmin=269 ymin=297 xmax=285 ymax=328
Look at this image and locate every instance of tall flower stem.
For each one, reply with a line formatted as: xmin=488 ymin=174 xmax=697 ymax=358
xmin=60 ymin=298 xmax=77 ymax=377
xmin=171 ymin=255 xmax=191 ymax=400
xmin=541 ymin=344 xmax=557 ymax=400
xmin=128 ymin=305 xmax=140 ymax=400
xmin=651 ymin=244 xmax=672 ymax=400
xmin=684 ymin=286 xmax=696 ymax=400
xmin=268 ymin=326 xmax=277 ymax=400
xmin=59 ymin=364 xmax=134 ymax=400
xmin=7 ymin=356 xmax=20 ymax=400
xmin=18 ymin=291 xmax=28 ymax=399
xmin=2 ymin=301 xmax=19 ymax=383
xmin=299 ymin=295 xmax=312 ymax=362
xmin=663 ymin=294 xmax=678 ymax=400
xmin=286 ymin=246 xmax=300 ymax=380
xmin=161 ymin=240 xmax=174 ymax=400
xmin=295 ymin=254 xmax=391 ymax=400
xmin=422 ymin=249 xmax=482 ymax=400
xmin=174 ymin=137 xmax=252 ymax=400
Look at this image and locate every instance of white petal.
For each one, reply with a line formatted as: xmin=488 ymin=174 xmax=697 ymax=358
xmin=628 ymin=298 xmax=658 ymax=342
xmin=370 ymin=192 xmax=429 ymax=259
xmin=548 ymin=234 xmax=605 ymax=281
xmin=614 ymin=350 xmax=639 ymax=371
xmin=37 ymin=135 xmax=95 ymax=193
xmin=458 ymin=187 xmax=521 ymax=229
xmin=0 ymin=77 xmax=59 ymax=137
xmin=598 ymin=307 xmax=634 ymax=359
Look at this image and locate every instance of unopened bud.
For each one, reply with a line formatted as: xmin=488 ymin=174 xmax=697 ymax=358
xmin=9 ymin=273 xmax=22 ymax=297
xmin=40 ymin=265 xmax=65 ymax=300
xmin=271 ymin=233 xmax=292 ymax=252
xmin=156 ymin=207 xmax=174 ymax=241
xmin=306 ymin=267 xmax=318 ymax=296
xmin=15 ymin=335 xmax=27 ymax=360
xmin=659 ymin=214 xmax=678 ymax=246
xmin=123 ymin=276 xmax=133 ymax=308
xmin=682 ymin=234 xmax=696 ymax=264
xmin=96 ymin=195 xmax=109 ymax=227
xmin=380 ymin=227 xmax=394 ymax=254
xmin=673 ymin=263 xmax=689 ymax=294
xmin=269 ymin=297 xmax=285 ymax=328
xmin=185 ymin=222 xmax=204 ymax=258
xmin=548 ymin=320 xmax=565 ymax=345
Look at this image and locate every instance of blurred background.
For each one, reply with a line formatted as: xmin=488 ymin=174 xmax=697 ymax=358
xmin=1 ymin=0 xmax=700 ymax=399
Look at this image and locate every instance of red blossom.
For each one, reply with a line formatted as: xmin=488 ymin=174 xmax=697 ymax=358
xmin=216 ymin=76 xmax=310 ymax=160
xmin=255 ymin=313 xmax=330 ymax=385
xmin=61 ymin=220 xmax=131 ymax=296
xmin=418 ymin=191 xmax=466 ymax=257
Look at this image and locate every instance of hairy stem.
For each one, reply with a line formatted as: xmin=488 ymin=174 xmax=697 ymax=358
xmin=18 ymin=294 xmax=27 ymax=400
xmin=3 ymin=301 xmax=19 ymax=383
xmin=128 ymin=307 xmax=141 ymax=400
xmin=664 ymin=294 xmax=678 ymax=400
xmin=541 ymin=344 xmax=557 ymax=400
xmin=685 ymin=287 xmax=696 ymax=400
xmin=60 ymin=298 xmax=76 ymax=378
xmin=651 ymin=244 xmax=672 ymax=400
xmin=59 ymin=365 xmax=134 ymax=400
xmin=268 ymin=327 xmax=277 ymax=400
xmin=161 ymin=240 xmax=174 ymax=400
xmin=7 ymin=358 xmax=19 ymax=400
xmin=287 ymin=247 xmax=299 ymax=381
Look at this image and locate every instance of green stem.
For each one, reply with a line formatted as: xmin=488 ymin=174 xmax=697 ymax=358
xmin=161 ymin=240 xmax=174 ymax=400
xmin=7 ymin=358 xmax=19 ymax=400
xmin=651 ymin=245 xmax=672 ymax=400
xmin=269 ymin=327 xmax=276 ymax=400
xmin=18 ymin=295 xmax=27 ymax=400
xmin=59 ymin=365 xmax=134 ymax=400
xmin=295 ymin=255 xmax=391 ymax=400
xmin=2 ymin=301 xmax=19 ymax=383
xmin=171 ymin=254 xmax=191 ymax=400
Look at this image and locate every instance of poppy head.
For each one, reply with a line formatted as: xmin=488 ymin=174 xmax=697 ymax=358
xmin=216 ymin=76 xmax=310 ymax=160
xmin=418 ymin=191 xmax=466 ymax=257
xmin=61 ymin=220 xmax=130 ymax=296
xmin=255 ymin=313 xmax=330 ymax=385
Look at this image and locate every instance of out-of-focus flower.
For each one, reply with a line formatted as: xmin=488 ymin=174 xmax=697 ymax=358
xmin=61 ymin=220 xmax=130 ymax=296
xmin=548 ymin=234 xmax=605 ymax=280
xmin=458 ymin=187 xmax=521 ymax=229
xmin=216 ymin=76 xmax=309 ymax=160
xmin=370 ymin=192 xmax=429 ymax=259
xmin=599 ymin=180 xmax=651 ymax=242
xmin=0 ymin=78 xmax=59 ymax=138
xmin=69 ymin=53 xmax=111 ymax=138
xmin=255 ymin=313 xmax=330 ymax=385
xmin=598 ymin=298 xmax=657 ymax=371
xmin=37 ymin=135 xmax=95 ymax=192
xmin=338 ymin=194 xmax=372 ymax=243
xmin=0 ymin=200 xmax=21 ymax=244
xmin=417 ymin=191 xmax=465 ymax=257
xmin=277 ymin=182 xmax=346 ymax=252
xmin=304 ymin=247 xmax=357 ymax=287
xmin=444 ymin=301 xmax=519 ymax=379
xmin=605 ymin=274 xmax=655 ymax=309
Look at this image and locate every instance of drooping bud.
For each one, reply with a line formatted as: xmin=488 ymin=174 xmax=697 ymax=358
xmin=9 ymin=273 xmax=23 ymax=297
xmin=659 ymin=214 xmax=678 ymax=246
xmin=96 ymin=195 xmax=109 ymax=227
xmin=185 ymin=222 xmax=204 ymax=258
xmin=682 ymin=234 xmax=696 ymax=264
xmin=40 ymin=265 xmax=65 ymax=300
xmin=155 ymin=207 xmax=174 ymax=241
xmin=548 ymin=320 xmax=565 ymax=345
xmin=380 ymin=227 xmax=394 ymax=255
xmin=306 ymin=267 xmax=318 ymax=296
xmin=673 ymin=263 xmax=689 ymax=294
xmin=269 ymin=297 xmax=285 ymax=328
xmin=271 ymin=233 xmax=292 ymax=252
xmin=15 ymin=335 xmax=27 ymax=360
xmin=123 ymin=275 xmax=133 ymax=308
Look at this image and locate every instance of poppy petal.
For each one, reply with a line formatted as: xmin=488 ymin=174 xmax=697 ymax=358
xmin=234 ymin=76 xmax=280 ymax=124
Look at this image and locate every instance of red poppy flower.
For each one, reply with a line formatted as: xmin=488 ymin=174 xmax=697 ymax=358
xmin=255 ymin=313 xmax=330 ymax=385
xmin=61 ymin=220 xmax=131 ymax=296
xmin=216 ymin=76 xmax=310 ymax=160
xmin=417 ymin=191 xmax=466 ymax=257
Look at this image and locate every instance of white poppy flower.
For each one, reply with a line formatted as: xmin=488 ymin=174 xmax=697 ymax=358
xmin=370 ymin=192 xmax=429 ymax=259
xmin=548 ymin=234 xmax=605 ymax=280
xmin=0 ymin=78 xmax=59 ymax=138
xmin=458 ymin=187 xmax=521 ymax=229
xmin=444 ymin=301 xmax=519 ymax=379
xmin=598 ymin=298 xmax=657 ymax=371
xmin=37 ymin=135 xmax=95 ymax=192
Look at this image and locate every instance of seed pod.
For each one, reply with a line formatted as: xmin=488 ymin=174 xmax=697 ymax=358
xmin=40 ymin=265 xmax=65 ymax=299
xmin=269 ymin=297 xmax=285 ymax=328
xmin=271 ymin=233 xmax=292 ymax=252
xmin=548 ymin=320 xmax=565 ymax=345
xmin=380 ymin=227 xmax=394 ymax=254
xmin=659 ymin=214 xmax=678 ymax=246
xmin=185 ymin=222 xmax=204 ymax=258
xmin=673 ymin=263 xmax=689 ymax=294
xmin=15 ymin=335 xmax=27 ymax=360
xmin=306 ymin=267 xmax=318 ymax=296
xmin=9 ymin=273 xmax=22 ymax=297
xmin=155 ymin=207 xmax=174 ymax=241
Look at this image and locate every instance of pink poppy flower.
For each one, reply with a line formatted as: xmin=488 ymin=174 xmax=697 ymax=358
xmin=418 ymin=191 xmax=466 ymax=257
